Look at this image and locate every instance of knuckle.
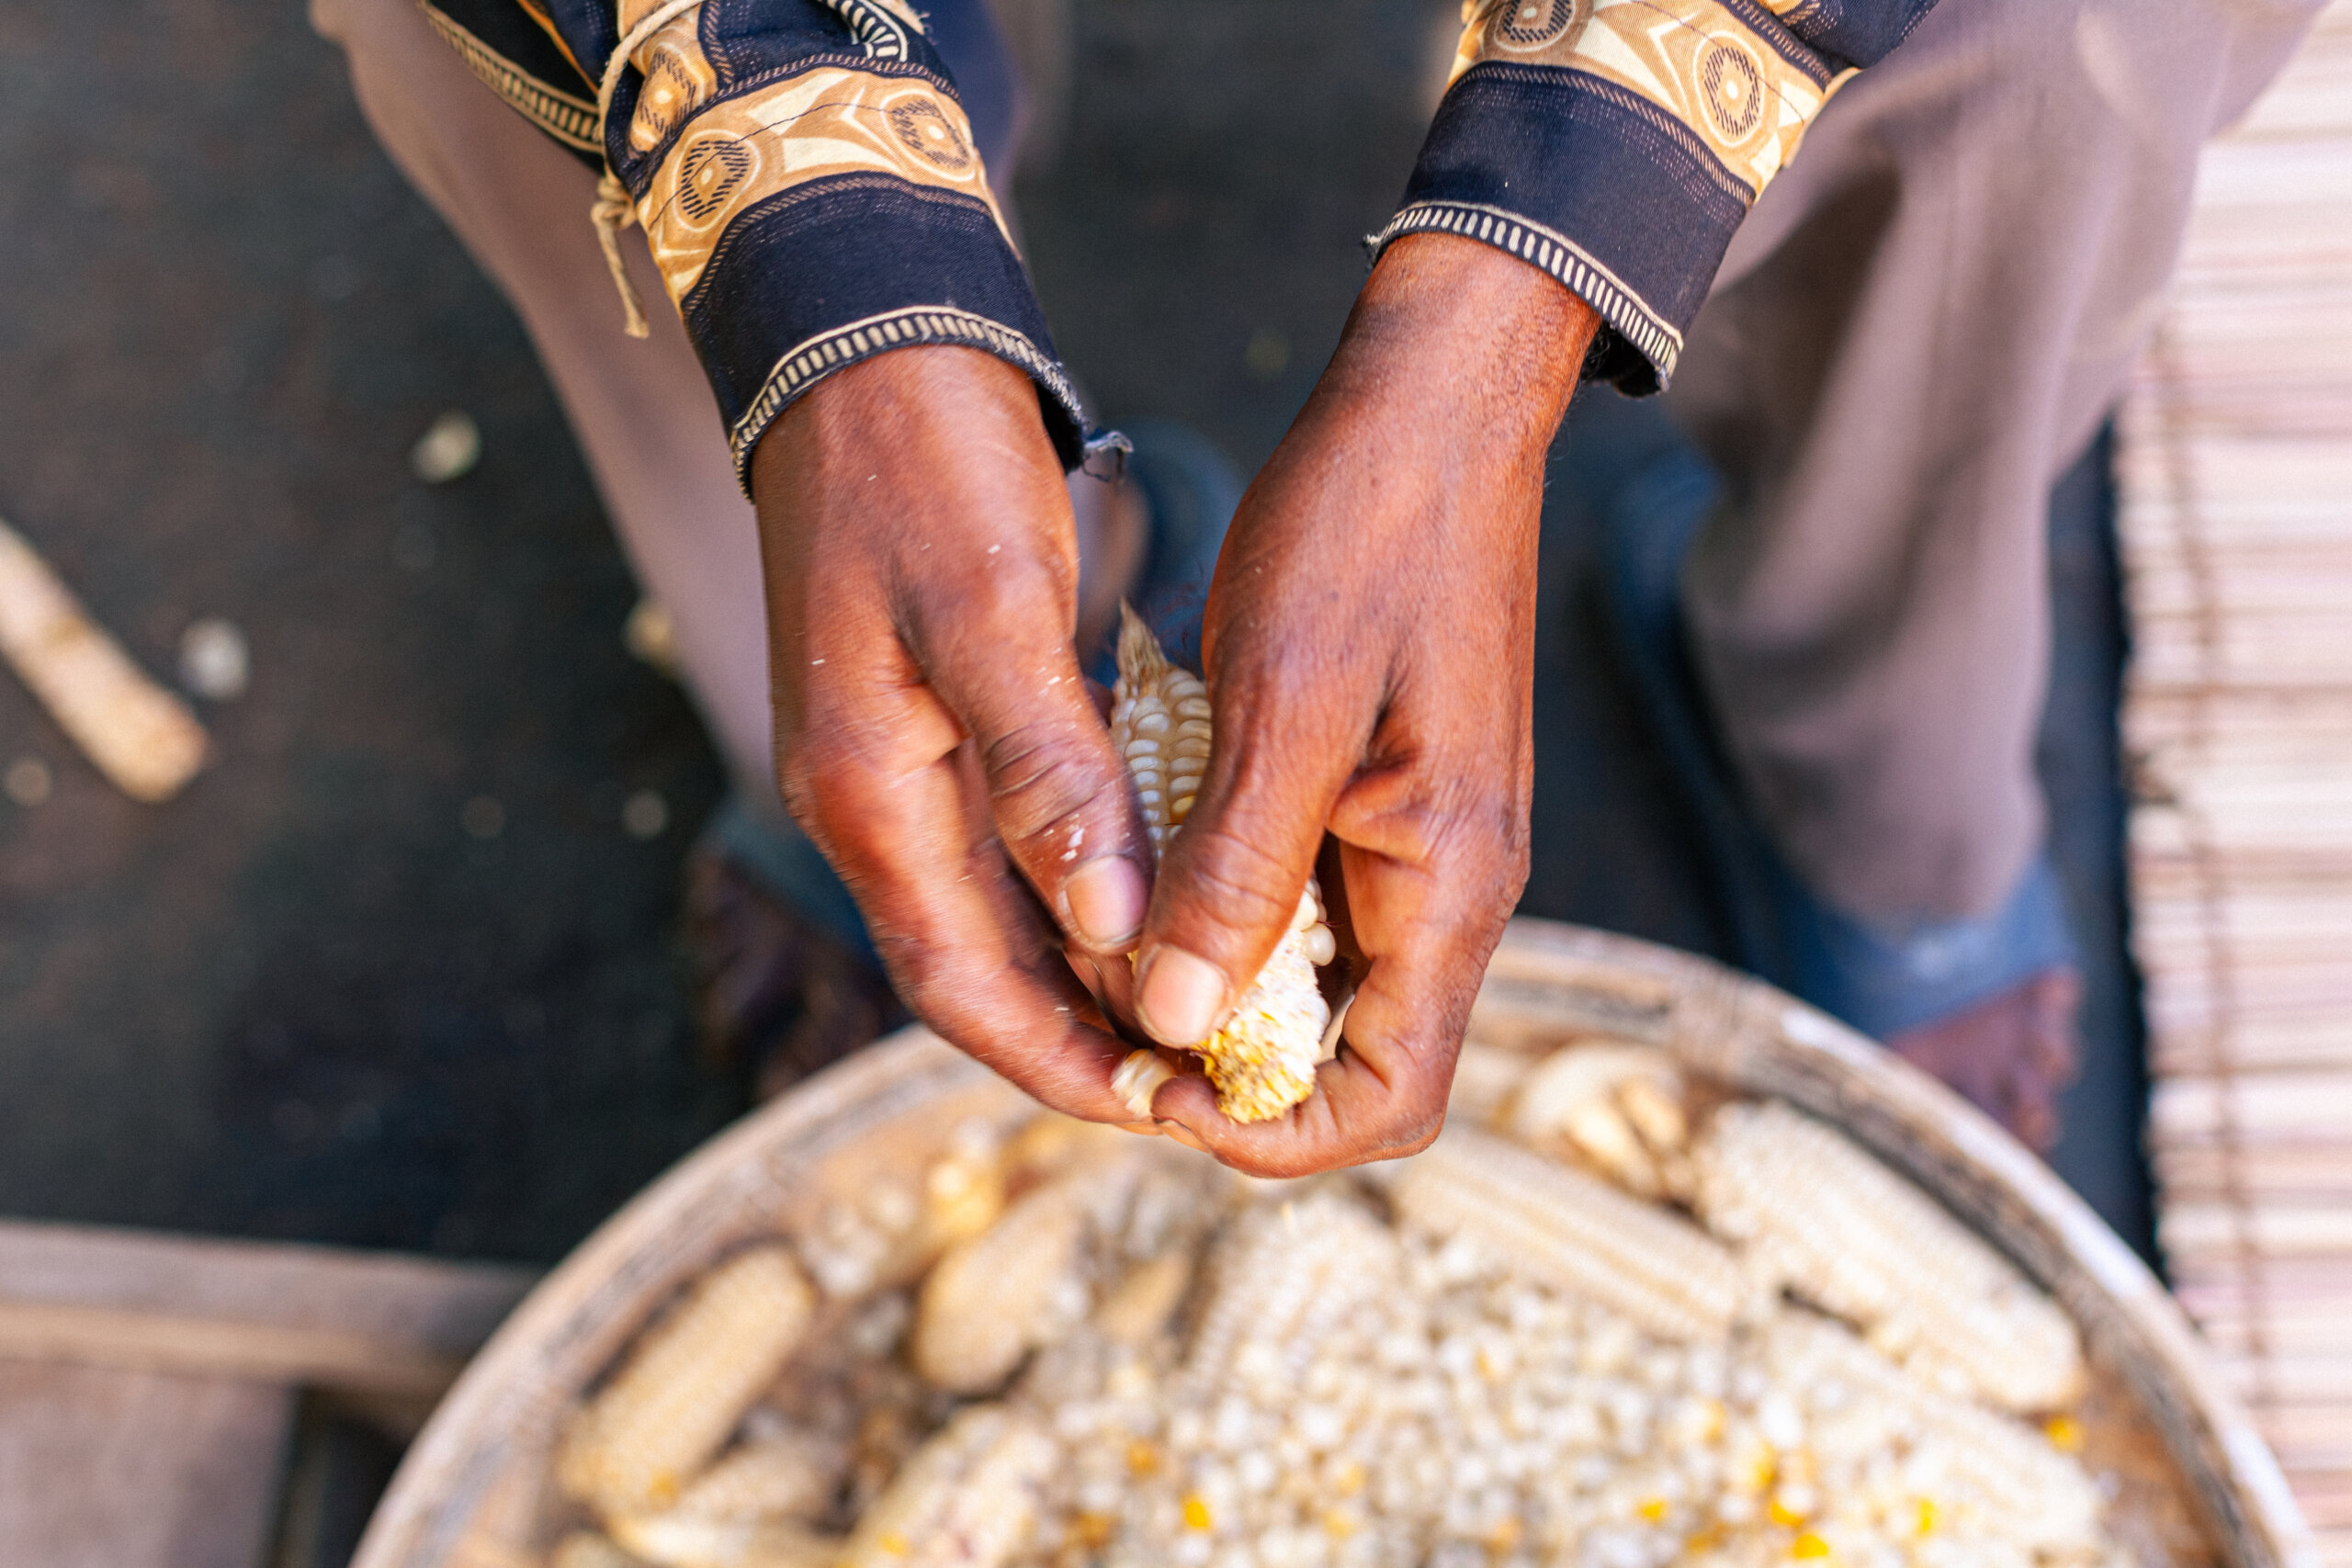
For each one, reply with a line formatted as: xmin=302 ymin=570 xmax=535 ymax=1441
xmin=1165 ymin=828 xmax=1305 ymax=936
xmin=981 ymin=720 xmax=1114 ymax=846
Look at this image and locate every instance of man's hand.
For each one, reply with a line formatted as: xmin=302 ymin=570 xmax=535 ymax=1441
xmin=1130 ymin=232 xmax=1599 ymax=1175
xmin=752 ymin=347 xmax=1153 ymax=1125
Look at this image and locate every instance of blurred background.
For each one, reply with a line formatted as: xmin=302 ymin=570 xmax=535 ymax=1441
xmin=0 ymin=0 xmax=2148 ymax=1267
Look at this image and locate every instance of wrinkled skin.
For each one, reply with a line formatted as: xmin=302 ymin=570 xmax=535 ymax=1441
xmin=753 ymin=233 xmax=1598 ymax=1173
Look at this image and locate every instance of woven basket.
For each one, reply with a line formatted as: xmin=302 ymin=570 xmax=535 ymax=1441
xmin=352 ymin=919 xmax=2314 ymax=1568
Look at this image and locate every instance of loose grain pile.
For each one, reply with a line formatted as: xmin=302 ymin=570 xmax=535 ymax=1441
xmin=548 ymin=1043 xmax=2148 ymax=1568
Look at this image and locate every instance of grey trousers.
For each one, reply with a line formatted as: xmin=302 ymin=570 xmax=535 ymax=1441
xmin=1671 ymin=0 xmax=2321 ymax=924
xmin=316 ymin=0 xmax=2320 ymax=931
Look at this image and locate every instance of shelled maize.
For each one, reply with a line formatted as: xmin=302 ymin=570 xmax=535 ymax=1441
xmin=1110 ymin=608 xmax=1336 ymax=1123
xmin=548 ymin=1046 xmax=2153 ymax=1568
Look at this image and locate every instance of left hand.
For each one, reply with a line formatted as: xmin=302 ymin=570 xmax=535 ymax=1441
xmin=1126 ymin=232 xmax=1599 ymax=1175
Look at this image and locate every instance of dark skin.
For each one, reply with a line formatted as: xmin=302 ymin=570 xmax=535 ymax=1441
xmin=753 ymin=232 xmax=1599 ymax=1175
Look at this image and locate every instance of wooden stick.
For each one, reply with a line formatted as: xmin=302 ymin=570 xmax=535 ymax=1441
xmin=0 ymin=515 xmax=207 ymax=802
xmin=0 ymin=1299 xmax=464 ymax=1399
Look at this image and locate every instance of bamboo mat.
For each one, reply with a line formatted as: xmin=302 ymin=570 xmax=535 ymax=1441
xmin=2120 ymin=6 xmax=2352 ymax=1561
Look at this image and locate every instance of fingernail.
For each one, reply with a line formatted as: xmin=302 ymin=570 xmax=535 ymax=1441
xmin=1136 ymin=946 xmax=1226 ymax=1046
xmin=1065 ymin=855 xmax=1147 ymax=949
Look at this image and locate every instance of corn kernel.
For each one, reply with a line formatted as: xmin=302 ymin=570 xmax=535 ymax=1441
xmin=1792 ymin=1532 xmax=1831 ymax=1559
xmin=2044 ymin=1416 xmax=2083 ymax=1453
xmin=1126 ymin=1439 xmax=1161 ymax=1477
xmin=1636 ymin=1498 xmax=1668 ymax=1523
xmin=1916 ymin=1498 xmax=1939 ymax=1536
xmin=1182 ymin=1495 xmax=1214 ymax=1531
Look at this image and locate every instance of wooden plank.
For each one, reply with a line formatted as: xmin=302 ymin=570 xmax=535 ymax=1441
xmin=0 ymin=1221 xmax=534 ymax=1399
xmin=0 ymin=1360 xmax=293 ymax=1568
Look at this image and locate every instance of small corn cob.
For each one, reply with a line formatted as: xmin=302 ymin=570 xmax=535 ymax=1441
xmin=910 ymin=1178 xmax=1087 ymax=1393
xmin=665 ymin=1437 xmax=839 ymax=1523
xmin=1381 ymin=1126 xmax=1745 ymax=1341
xmin=560 ymin=1247 xmax=818 ymax=1517
xmin=839 ymin=1404 xmax=1057 ymax=1568
xmin=1503 ymin=1040 xmax=1691 ymax=1199
xmin=607 ymin=1514 xmax=841 ymax=1568
xmin=1691 ymin=1100 xmax=2086 ymax=1412
xmin=1110 ymin=607 xmax=1335 ymax=1122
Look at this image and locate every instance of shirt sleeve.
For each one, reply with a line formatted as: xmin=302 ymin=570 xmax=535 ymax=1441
xmin=1371 ymin=0 xmax=1939 ymax=395
xmin=425 ymin=0 xmax=1088 ymax=489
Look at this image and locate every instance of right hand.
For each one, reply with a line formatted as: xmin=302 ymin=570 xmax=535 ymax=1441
xmin=750 ymin=345 xmax=1154 ymax=1126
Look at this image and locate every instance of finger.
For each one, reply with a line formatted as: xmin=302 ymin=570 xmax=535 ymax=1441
xmin=1131 ymin=660 xmax=1369 ymax=1049
xmin=784 ymin=681 xmax=1140 ymax=1124
xmin=913 ymin=581 xmax=1156 ymax=964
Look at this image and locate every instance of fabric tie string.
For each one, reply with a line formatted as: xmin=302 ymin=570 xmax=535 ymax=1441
xmin=591 ymin=0 xmax=707 ymax=338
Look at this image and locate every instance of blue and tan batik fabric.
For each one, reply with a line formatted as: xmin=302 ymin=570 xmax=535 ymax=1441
xmin=1374 ymin=0 xmax=1939 ymax=393
xmin=421 ymin=0 xmax=1086 ymax=488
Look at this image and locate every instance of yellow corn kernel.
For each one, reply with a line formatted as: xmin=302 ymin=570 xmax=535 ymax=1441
xmin=841 ymin=1405 xmax=1055 ymax=1568
xmin=1181 ymin=1495 xmax=1214 ymax=1531
xmin=559 ymin=1247 xmax=817 ymax=1518
xmin=1381 ymin=1128 xmax=1745 ymax=1341
xmin=1768 ymin=1496 xmax=1807 ymax=1529
xmin=1916 ymin=1498 xmax=1939 ymax=1536
xmin=2043 ymin=1415 xmax=2083 ymax=1453
xmin=910 ymin=1179 xmax=1086 ymax=1393
xmin=1636 ymin=1498 xmax=1668 ymax=1523
xmin=1791 ymin=1532 xmax=1831 ymax=1559
xmin=1693 ymin=1101 xmax=2084 ymax=1413
xmin=1111 ymin=607 xmax=1331 ymax=1122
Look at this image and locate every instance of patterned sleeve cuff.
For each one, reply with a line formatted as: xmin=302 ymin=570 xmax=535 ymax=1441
xmin=609 ymin=5 xmax=1088 ymax=488
xmin=1374 ymin=0 xmax=1855 ymax=395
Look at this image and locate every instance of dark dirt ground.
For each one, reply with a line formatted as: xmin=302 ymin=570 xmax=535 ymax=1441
xmin=0 ymin=0 xmax=2152 ymax=1269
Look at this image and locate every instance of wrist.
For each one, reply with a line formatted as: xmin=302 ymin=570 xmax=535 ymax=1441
xmin=750 ymin=345 xmax=1057 ymax=514
xmin=1321 ymin=231 xmax=1598 ymax=457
